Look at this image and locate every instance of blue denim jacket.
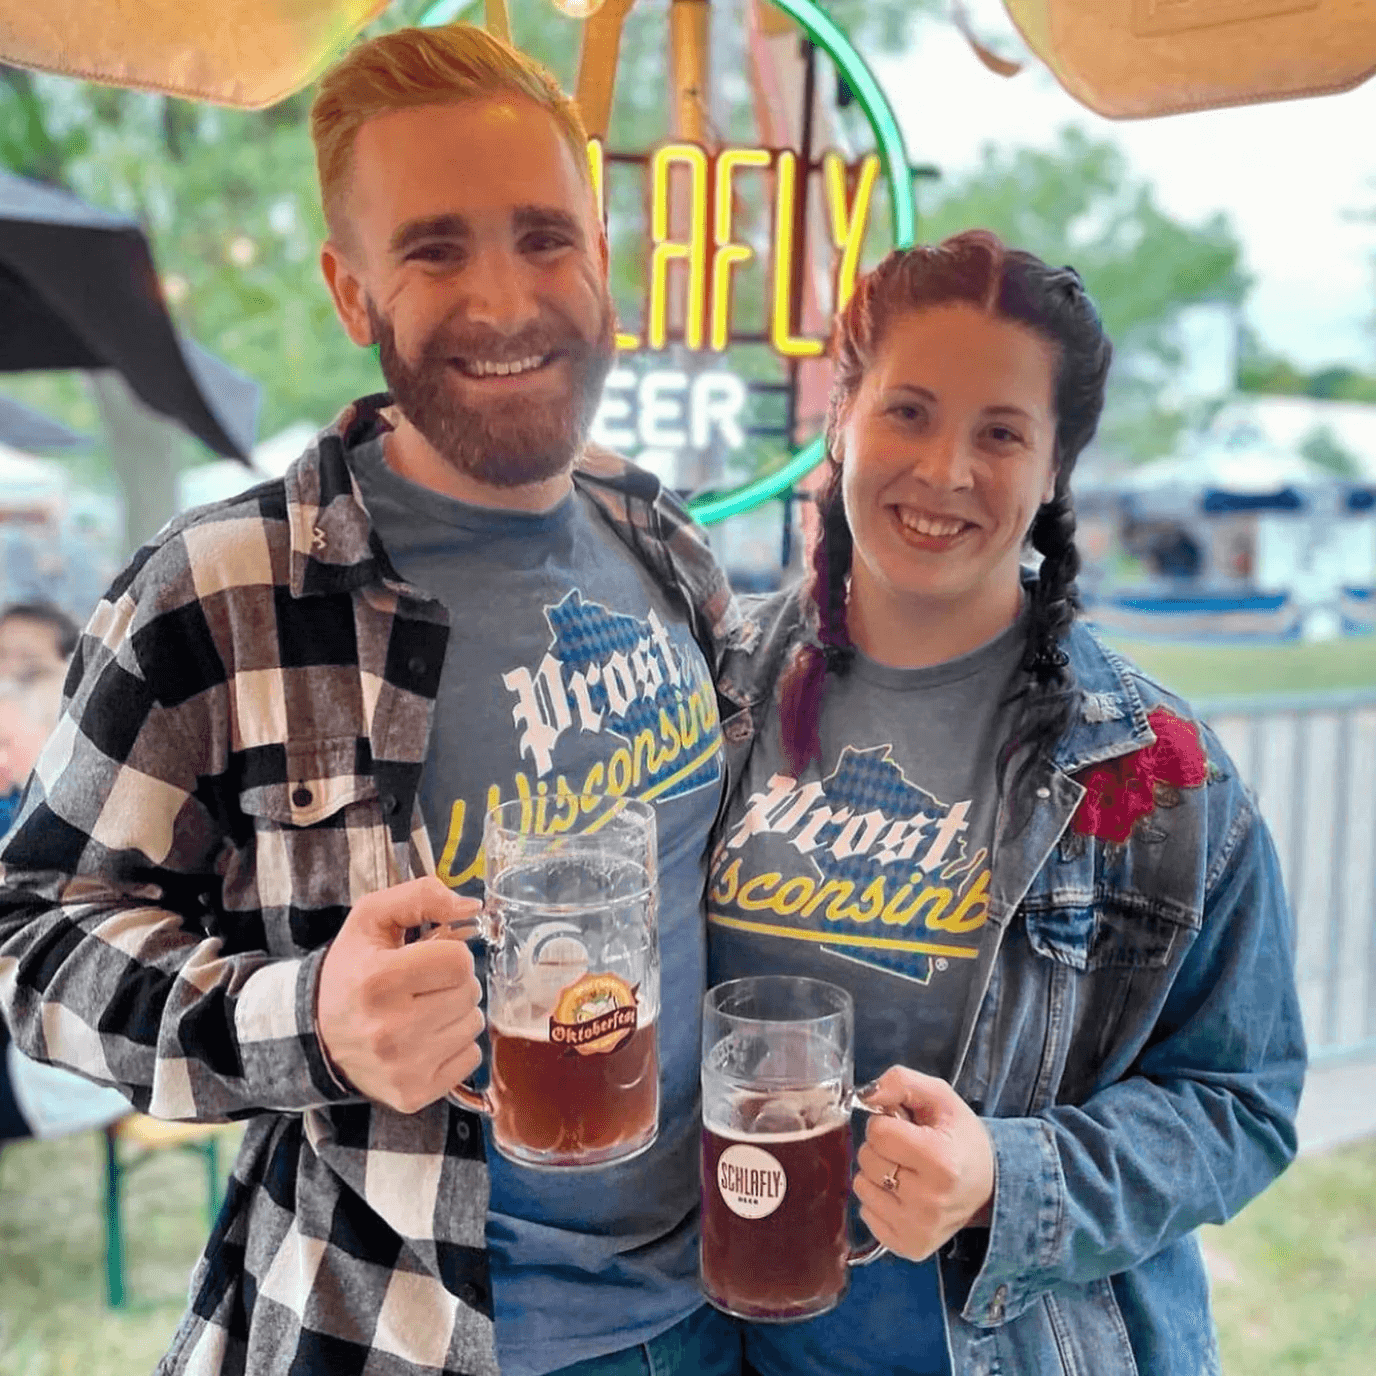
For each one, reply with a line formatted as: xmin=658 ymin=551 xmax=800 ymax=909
xmin=714 ymin=586 xmax=1306 ymax=1376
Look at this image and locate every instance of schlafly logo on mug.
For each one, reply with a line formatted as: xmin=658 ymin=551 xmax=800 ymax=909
xmin=717 ymin=1143 xmax=788 ymax=1220
xmin=550 ymin=972 xmax=639 ymax=1056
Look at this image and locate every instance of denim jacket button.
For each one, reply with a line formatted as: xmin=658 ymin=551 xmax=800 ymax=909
xmin=1036 ymin=787 xmax=1051 ymax=799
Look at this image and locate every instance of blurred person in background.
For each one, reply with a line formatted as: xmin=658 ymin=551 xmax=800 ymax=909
xmin=0 ymin=603 xmax=77 ymax=832
xmin=707 ymin=232 xmax=1305 ymax=1376
xmin=0 ymin=601 xmax=79 ymax=683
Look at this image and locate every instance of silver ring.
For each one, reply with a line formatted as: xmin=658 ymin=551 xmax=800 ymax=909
xmin=881 ymin=1166 xmax=900 ymax=1192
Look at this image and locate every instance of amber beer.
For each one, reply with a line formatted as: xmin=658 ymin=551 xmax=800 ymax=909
xmin=490 ymin=1018 xmax=659 ymax=1162
xmin=700 ymin=977 xmax=879 ymax=1320
xmin=450 ymin=797 xmax=662 ymax=1168
xmin=700 ymin=1117 xmax=852 ymax=1320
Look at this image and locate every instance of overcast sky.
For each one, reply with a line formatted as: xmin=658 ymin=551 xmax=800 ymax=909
xmin=872 ymin=12 xmax=1376 ymax=372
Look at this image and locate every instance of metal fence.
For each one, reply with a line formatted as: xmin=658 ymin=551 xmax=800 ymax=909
xmin=1200 ymin=688 xmax=1376 ymax=1066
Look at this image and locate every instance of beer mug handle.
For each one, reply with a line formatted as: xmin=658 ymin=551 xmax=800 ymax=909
xmin=444 ymin=905 xmax=504 ymax=1118
xmin=842 ymin=1089 xmax=918 ymax=1268
xmin=447 ymin=1080 xmax=494 ymax=1116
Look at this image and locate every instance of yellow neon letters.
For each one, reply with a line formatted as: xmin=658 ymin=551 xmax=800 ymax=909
xmin=770 ymin=150 xmax=825 ymax=359
xmin=592 ymin=139 xmax=877 ymax=356
xmin=710 ymin=147 xmax=771 ymax=352
xmin=824 ymin=151 xmax=880 ymax=316
xmin=648 ymin=143 xmax=710 ymax=351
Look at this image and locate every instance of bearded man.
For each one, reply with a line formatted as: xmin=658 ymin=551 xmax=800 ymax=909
xmin=0 ymin=24 xmax=748 ymax=1376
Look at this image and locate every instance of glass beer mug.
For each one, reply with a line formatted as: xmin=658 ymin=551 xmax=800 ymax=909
xmin=450 ymin=796 xmax=660 ymax=1169
xmin=700 ymin=977 xmax=889 ymax=1321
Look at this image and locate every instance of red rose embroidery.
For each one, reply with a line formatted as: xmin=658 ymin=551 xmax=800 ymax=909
xmin=1072 ymin=707 xmax=1209 ymax=845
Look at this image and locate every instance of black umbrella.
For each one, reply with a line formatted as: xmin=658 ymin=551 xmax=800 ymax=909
xmin=0 ymin=169 xmax=259 ymax=461
xmin=0 ymin=393 xmax=88 ymax=450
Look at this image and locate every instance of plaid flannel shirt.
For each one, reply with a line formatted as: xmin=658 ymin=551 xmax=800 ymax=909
xmin=0 ymin=396 xmax=748 ymax=1376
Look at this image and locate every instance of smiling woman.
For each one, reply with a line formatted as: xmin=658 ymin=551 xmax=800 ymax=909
xmin=706 ymin=230 xmax=1306 ymax=1376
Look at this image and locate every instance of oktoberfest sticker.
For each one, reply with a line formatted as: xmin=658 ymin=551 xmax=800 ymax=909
xmin=549 ymin=972 xmax=638 ymax=1056
xmin=717 ymin=1143 xmax=787 ymax=1220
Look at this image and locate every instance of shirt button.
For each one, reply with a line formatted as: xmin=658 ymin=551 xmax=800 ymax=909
xmin=458 ymin=1282 xmax=481 ymax=1308
xmin=1035 ymin=787 xmax=1051 ymax=799
xmin=455 ymin=1120 xmax=470 ymax=1141
xmin=291 ymin=786 xmax=313 ymax=808
xmin=381 ymin=794 xmax=399 ymax=815
xmin=407 ymin=655 xmax=427 ymax=677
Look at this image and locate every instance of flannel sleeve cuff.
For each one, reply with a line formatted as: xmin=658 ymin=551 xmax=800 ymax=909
xmin=233 ymin=949 xmax=360 ymax=1111
xmin=961 ymin=1117 xmax=1066 ymax=1328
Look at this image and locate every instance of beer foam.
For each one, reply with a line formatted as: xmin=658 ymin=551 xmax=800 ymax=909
xmin=701 ymin=1077 xmax=847 ymax=1139
xmin=702 ymin=1117 xmax=846 ymax=1144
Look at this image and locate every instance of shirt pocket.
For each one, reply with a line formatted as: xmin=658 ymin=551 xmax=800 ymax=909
xmin=234 ymin=737 xmax=388 ymax=943
xmin=238 ymin=737 xmax=378 ymax=828
xmin=1023 ymin=897 xmax=1194 ymax=1102
xmin=1022 ymin=897 xmax=1184 ymax=973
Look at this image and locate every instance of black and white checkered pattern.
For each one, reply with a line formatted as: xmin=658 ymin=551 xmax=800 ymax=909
xmin=0 ymin=395 xmax=745 ymax=1376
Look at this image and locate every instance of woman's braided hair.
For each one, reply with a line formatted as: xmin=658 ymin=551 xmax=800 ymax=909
xmin=779 ymin=230 xmax=1113 ymax=783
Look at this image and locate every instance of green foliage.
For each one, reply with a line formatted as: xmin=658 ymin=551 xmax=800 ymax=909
xmin=919 ymin=127 xmax=1250 ymax=465
xmin=1298 ymin=425 xmax=1361 ymax=478
xmin=1239 ymin=343 xmax=1376 ymax=404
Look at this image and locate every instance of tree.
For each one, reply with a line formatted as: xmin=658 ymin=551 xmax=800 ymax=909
xmin=918 ymin=126 xmax=1250 ymax=465
xmin=1237 ymin=325 xmax=1376 ymax=404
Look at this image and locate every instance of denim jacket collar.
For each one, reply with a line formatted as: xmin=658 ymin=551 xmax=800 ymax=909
xmin=1052 ymin=623 xmax=1157 ymax=775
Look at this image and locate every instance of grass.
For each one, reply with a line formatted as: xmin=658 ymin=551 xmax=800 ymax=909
xmin=1203 ymin=1135 xmax=1376 ymax=1374
xmin=0 ymin=1126 xmax=243 ymax=1376
xmin=1 ymin=1125 xmax=1374 ymax=1374
xmin=1093 ymin=628 xmax=1376 ymax=701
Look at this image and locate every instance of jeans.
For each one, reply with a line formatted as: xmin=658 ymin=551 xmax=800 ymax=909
xmin=545 ymin=1304 xmax=744 ymax=1376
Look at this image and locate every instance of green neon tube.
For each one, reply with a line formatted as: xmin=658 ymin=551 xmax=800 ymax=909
xmin=419 ymin=0 xmax=475 ymax=24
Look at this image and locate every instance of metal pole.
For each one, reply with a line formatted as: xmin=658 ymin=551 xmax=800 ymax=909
xmin=1287 ymin=712 xmax=1308 ymax=962
xmin=1323 ymin=713 xmax=1352 ymax=1047
xmin=103 ymin=1125 xmax=126 ymax=1308
xmin=1248 ymin=714 xmax=1266 ymax=799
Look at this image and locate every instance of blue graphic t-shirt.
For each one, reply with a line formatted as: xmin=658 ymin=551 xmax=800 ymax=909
xmin=352 ymin=439 xmax=724 ymax=1376
xmin=709 ymin=614 xmax=1027 ymax=1376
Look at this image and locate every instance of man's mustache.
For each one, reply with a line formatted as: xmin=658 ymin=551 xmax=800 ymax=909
xmin=420 ymin=319 xmax=592 ymax=366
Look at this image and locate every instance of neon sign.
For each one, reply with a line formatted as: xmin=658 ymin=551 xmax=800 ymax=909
xmin=421 ymin=0 xmax=915 ymax=523
xmin=589 ymin=142 xmax=881 ymax=359
xmin=592 ymin=369 xmax=748 ymax=454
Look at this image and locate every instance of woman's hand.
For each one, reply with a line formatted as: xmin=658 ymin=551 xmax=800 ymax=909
xmin=853 ymin=1065 xmax=995 ymax=1262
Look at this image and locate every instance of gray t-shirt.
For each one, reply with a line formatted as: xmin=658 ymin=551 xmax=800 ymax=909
xmin=351 ymin=439 xmax=724 ymax=1376
xmin=709 ymin=614 xmax=1026 ymax=1087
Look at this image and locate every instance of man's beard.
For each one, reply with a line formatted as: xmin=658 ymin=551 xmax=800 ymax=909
xmin=369 ymin=296 xmax=615 ymax=490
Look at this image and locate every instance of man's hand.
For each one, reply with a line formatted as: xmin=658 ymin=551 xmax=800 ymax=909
xmin=316 ymin=877 xmax=485 ymax=1114
xmin=853 ymin=1065 xmax=996 ymax=1262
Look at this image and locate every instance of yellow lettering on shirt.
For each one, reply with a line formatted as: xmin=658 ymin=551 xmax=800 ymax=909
xmin=737 ymin=871 xmax=783 ymax=909
xmin=928 ymin=869 xmax=990 ymax=933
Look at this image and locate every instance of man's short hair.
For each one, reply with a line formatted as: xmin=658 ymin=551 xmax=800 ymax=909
xmin=310 ymin=23 xmax=592 ymax=246
xmin=0 ymin=603 xmax=79 ymax=661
